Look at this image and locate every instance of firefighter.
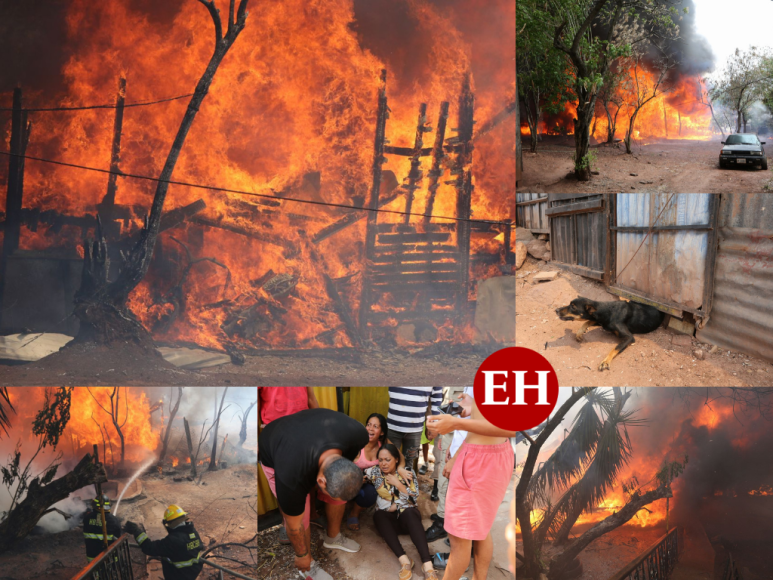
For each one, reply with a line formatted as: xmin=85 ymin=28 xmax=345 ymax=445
xmin=124 ymin=504 xmax=204 ymax=580
xmin=82 ymin=494 xmax=122 ymax=563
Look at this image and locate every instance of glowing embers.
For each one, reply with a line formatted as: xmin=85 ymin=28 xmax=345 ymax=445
xmin=748 ymin=485 xmax=773 ymax=496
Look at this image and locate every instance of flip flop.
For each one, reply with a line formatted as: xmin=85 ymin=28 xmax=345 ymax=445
xmin=347 ymin=516 xmax=360 ymax=531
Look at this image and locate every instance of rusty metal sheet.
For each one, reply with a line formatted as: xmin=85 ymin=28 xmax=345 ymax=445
xmin=515 ymin=193 xmax=548 ymax=232
xmin=696 ymin=194 xmax=773 ymax=363
xmin=615 ymin=194 xmax=710 ymax=310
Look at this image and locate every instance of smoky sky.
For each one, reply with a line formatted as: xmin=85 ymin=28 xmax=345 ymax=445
xmin=666 ymin=0 xmax=715 ymax=76
xmin=631 ymin=388 xmax=773 ymax=524
xmin=0 ymin=0 xmax=186 ymax=95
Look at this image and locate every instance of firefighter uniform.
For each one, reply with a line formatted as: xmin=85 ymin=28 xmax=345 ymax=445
xmin=131 ymin=505 xmax=204 ymax=580
xmin=82 ymin=497 xmax=122 ymax=562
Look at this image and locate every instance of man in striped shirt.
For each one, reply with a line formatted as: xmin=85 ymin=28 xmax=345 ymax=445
xmin=387 ymin=387 xmax=444 ymax=474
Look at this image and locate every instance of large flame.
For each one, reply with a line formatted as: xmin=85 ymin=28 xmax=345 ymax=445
xmin=7 ymin=0 xmax=515 ymax=350
xmin=6 ymin=387 xmax=159 ymax=466
xmin=521 ymin=70 xmax=714 ymax=142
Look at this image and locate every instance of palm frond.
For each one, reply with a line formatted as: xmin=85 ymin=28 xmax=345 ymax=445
xmin=0 ymin=388 xmax=15 ymax=437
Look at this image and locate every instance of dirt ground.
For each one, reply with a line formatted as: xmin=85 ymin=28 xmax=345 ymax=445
xmin=0 ymin=341 xmax=492 ymax=386
xmin=515 ymin=257 xmax=773 ymax=387
xmin=0 ymin=463 xmax=258 ymax=580
xmin=517 ymin=135 xmax=773 ymax=193
xmin=258 ymin=454 xmax=515 ymax=580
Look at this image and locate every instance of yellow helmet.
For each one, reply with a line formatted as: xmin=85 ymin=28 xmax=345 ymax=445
xmin=163 ymin=505 xmax=188 ymax=522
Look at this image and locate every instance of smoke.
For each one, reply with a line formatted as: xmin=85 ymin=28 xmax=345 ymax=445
xmin=144 ymin=386 xmax=257 ymax=436
xmin=628 ymin=388 xmax=773 ymax=524
xmin=33 ymin=497 xmax=88 ymax=534
xmin=667 ymin=0 xmax=715 ymax=77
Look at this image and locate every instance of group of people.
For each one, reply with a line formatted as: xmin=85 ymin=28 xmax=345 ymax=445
xmin=258 ymin=387 xmax=516 ymax=580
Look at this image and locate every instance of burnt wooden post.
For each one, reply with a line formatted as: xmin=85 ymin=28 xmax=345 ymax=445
xmin=97 ymin=76 xmax=129 ymax=241
xmin=453 ymin=74 xmax=474 ymax=310
xmin=0 ymin=87 xmax=31 ymax=328
xmin=503 ymin=220 xmax=513 ymax=265
xmin=423 ymin=101 xmax=449 ymax=224
xmin=403 ymin=103 xmax=429 ymax=223
xmin=358 ymin=69 xmax=389 ymax=336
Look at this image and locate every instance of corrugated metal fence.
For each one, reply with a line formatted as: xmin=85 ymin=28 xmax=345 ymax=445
xmin=610 ymin=193 xmax=717 ymax=317
xmin=697 ymin=194 xmax=773 ymax=363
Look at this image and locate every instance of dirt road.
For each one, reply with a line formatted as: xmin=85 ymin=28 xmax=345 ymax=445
xmin=517 ymin=136 xmax=772 ymax=193
xmin=515 ymin=258 xmax=773 ymax=387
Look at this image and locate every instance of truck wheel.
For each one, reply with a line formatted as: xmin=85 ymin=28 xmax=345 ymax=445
xmin=719 ymin=159 xmax=725 ymax=169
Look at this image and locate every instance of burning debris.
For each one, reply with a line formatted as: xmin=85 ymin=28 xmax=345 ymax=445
xmin=517 ymin=387 xmax=773 ymax=580
xmin=0 ymin=0 xmax=515 ymax=380
xmin=0 ymin=387 xmax=258 ymax=579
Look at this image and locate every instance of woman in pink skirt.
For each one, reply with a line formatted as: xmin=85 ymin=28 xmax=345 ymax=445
xmin=427 ymin=391 xmax=515 ymax=580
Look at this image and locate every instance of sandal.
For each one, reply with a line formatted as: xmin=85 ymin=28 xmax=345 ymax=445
xmin=399 ymin=558 xmax=415 ymax=580
xmin=346 ymin=516 xmax=360 ymax=531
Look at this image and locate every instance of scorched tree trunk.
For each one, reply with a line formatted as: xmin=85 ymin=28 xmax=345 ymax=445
xmin=72 ymin=0 xmax=250 ymax=347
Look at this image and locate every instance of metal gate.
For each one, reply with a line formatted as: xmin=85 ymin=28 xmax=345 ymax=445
xmin=608 ymin=193 xmax=719 ymax=319
xmin=70 ymin=534 xmax=135 ymax=580
xmin=515 ymin=193 xmax=548 ymax=233
xmin=547 ymin=194 xmax=610 ymax=281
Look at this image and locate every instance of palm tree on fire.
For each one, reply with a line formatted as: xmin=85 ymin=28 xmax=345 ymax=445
xmin=516 ymin=388 xmax=687 ymax=580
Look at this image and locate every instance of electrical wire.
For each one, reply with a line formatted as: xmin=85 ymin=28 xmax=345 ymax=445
xmin=0 ymin=93 xmax=195 ymax=112
xmin=0 ymin=151 xmax=514 ymax=227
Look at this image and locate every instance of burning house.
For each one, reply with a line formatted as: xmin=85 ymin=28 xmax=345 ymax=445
xmin=516 ymin=387 xmax=773 ymax=580
xmin=0 ymin=0 xmax=516 ymax=385
xmin=0 ymin=386 xmax=258 ymax=580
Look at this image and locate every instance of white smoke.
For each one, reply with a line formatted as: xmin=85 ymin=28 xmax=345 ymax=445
xmin=34 ymin=496 xmax=88 ymax=533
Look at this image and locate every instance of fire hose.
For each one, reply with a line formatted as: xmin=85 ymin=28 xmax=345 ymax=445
xmin=143 ymin=554 xmax=255 ymax=580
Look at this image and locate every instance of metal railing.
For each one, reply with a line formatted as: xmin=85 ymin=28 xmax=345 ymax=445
xmin=70 ymin=533 xmax=135 ymax=580
xmin=607 ymin=528 xmax=679 ymax=580
xmin=723 ymin=553 xmax=743 ymax=580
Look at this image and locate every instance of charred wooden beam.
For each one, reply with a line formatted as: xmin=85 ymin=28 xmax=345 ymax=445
xmin=311 ymin=190 xmax=403 ymax=244
xmin=453 ymin=74 xmax=475 ymax=310
xmin=250 ymin=269 xmax=275 ymax=289
xmin=424 ymin=101 xmax=450 ymax=223
xmin=300 ymin=324 xmax=346 ymax=346
xmin=358 ymin=69 xmax=389 ymax=336
xmin=371 ymin=272 xmax=461 ymax=285
xmin=98 ymin=76 xmax=127 ymax=241
xmin=370 ymin=262 xmax=459 ymax=275
xmin=473 ymin=100 xmax=516 ymax=140
xmin=403 ymin=103 xmax=429 ymax=222
xmin=371 ymin=251 xmax=461 ymax=264
xmin=323 ymin=273 xmax=363 ymax=349
xmin=377 ymin=222 xmax=454 ymax=233
xmin=376 ymin=232 xmax=452 ymax=244
xmin=0 ymin=88 xmax=30 ymax=329
xmin=191 ymin=215 xmax=297 ymax=253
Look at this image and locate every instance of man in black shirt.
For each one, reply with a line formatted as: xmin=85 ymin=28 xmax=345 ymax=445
xmin=259 ymin=408 xmax=368 ymax=579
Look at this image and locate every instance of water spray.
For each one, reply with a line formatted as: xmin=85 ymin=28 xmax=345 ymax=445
xmin=113 ymin=455 xmax=157 ymax=516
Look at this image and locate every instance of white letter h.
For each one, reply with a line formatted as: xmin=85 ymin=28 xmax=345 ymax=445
xmin=513 ymin=371 xmax=551 ymax=405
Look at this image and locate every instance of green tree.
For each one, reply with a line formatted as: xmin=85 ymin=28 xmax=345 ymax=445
xmin=542 ymin=0 xmax=682 ymax=180
xmin=517 ymin=0 xmax=574 ymax=152
xmin=711 ymin=47 xmax=773 ymax=133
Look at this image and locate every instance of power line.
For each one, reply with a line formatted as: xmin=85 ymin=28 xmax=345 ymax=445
xmin=0 ymin=151 xmax=514 ymax=227
xmin=0 ymin=93 xmax=195 ymax=112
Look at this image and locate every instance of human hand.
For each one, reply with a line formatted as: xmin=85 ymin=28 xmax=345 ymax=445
xmin=445 ymin=448 xmax=451 ymax=462
xmin=426 ymin=413 xmax=458 ymax=435
xmin=124 ymin=521 xmax=141 ymax=536
xmin=443 ymin=455 xmax=457 ymax=479
xmin=457 ymin=393 xmax=474 ymax=418
xmin=387 ymin=504 xmax=398 ymax=512
xmin=385 ymin=473 xmax=401 ymax=488
xmin=397 ymin=467 xmax=413 ymax=482
xmin=295 ymin=553 xmax=312 ymax=572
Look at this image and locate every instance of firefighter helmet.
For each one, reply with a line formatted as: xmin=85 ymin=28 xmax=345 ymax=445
xmin=163 ymin=504 xmax=188 ymax=522
xmin=92 ymin=494 xmax=112 ymax=511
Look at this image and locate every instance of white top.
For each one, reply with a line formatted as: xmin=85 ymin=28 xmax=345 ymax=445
xmin=449 ymin=386 xmax=475 ymax=457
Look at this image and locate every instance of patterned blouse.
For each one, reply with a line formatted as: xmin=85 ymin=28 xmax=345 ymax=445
xmin=364 ymin=465 xmax=419 ymax=513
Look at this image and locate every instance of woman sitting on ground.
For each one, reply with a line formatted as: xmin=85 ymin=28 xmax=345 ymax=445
xmin=365 ymin=444 xmax=438 ymax=580
xmin=348 ymin=413 xmax=412 ymax=532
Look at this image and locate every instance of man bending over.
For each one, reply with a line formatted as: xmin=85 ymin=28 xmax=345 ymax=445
xmin=259 ymin=408 xmax=368 ymax=580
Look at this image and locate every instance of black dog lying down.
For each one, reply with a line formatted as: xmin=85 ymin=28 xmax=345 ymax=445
xmin=555 ymin=297 xmax=665 ymax=371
